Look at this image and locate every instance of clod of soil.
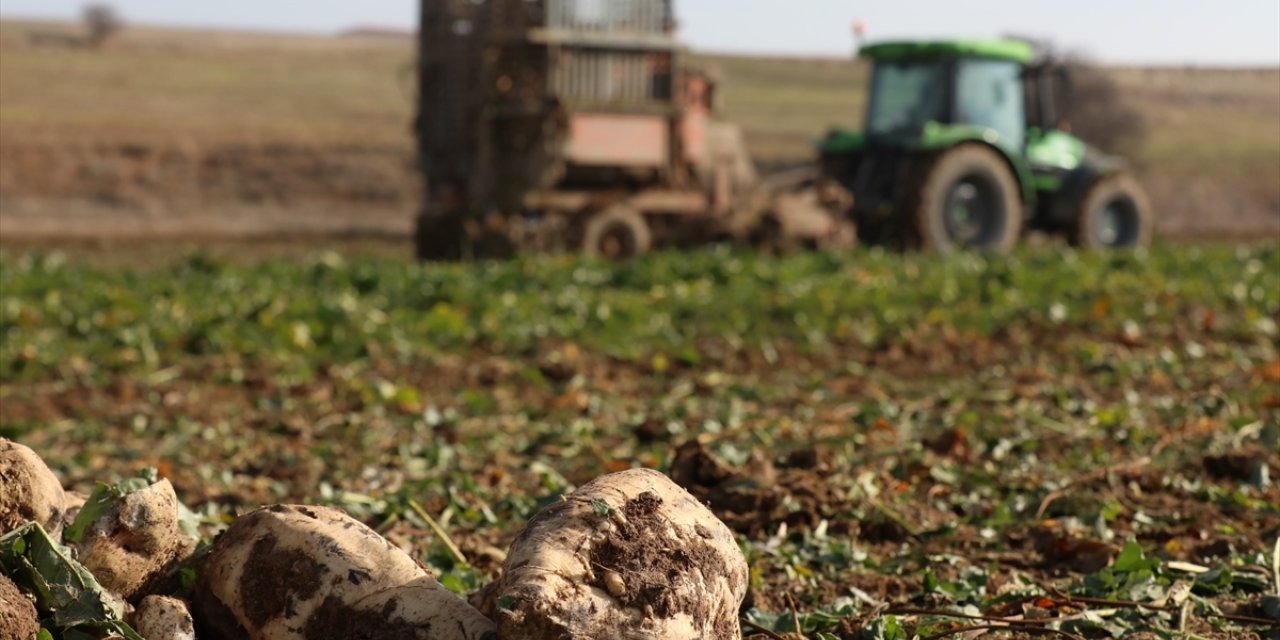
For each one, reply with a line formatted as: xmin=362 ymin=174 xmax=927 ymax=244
xmin=304 ymin=577 xmax=497 ymax=640
xmin=76 ymin=479 xmax=196 ymax=600
xmin=131 ymin=595 xmax=197 ymax=640
xmin=0 ymin=438 xmax=67 ymax=538
xmin=668 ymin=439 xmax=841 ymax=535
xmin=0 ymin=573 xmax=40 ymax=640
xmin=194 ymin=504 xmax=431 ymax=640
xmin=491 ymin=468 xmax=749 ymax=640
xmin=1202 ymin=450 xmax=1272 ymax=486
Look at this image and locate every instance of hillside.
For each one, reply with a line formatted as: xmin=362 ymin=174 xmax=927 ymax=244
xmin=1 ymin=20 xmax=1276 ymax=243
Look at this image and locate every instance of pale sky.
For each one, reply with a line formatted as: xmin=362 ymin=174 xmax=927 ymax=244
xmin=1 ymin=0 xmax=1278 ymax=66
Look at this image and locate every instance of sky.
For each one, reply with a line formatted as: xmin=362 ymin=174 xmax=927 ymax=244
xmin=1 ymin=0 xmax=1278 ymax=66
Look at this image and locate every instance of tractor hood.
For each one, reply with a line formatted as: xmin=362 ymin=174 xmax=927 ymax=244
xmin=818 ymin=129 xmax=866 ymax=155
xmin=819 ymin=122 xmax=1017 ymax=155
xmin=860 ymin=39 xmax=1034 ymax=64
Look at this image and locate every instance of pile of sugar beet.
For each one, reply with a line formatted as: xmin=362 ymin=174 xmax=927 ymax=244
xmin=1 ymin=438 xmax=751 ymax=640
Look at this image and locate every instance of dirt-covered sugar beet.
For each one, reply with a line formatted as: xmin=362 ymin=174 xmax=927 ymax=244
xmin=490 ymin=468 xmax=749 ymax=640
xmin=195 ymin=504 xmax=493 ymax=640
xmin=0 ymin=438 xmax=67 ymax=538
xmin=75 ymin=479 xmax=196 ymax=600
xmin=131 ymin=596 xmax=197 ymax=640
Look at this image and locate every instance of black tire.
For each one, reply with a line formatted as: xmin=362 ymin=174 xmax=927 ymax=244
xmin=581 ymin=205 xmax=651 ymax=260
xmin=909 ymin=145 xmax=1023 ymax=253
xmin=1070 ymin=173 xmax=1152 ymax=249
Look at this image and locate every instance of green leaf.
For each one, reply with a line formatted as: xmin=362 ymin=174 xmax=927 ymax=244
xmin=590 ymin=499 xmax=616 ymax=518
xmin=0 ymin=523 xmax=144 ymax=640
xmin=861 ymin=614 xmax=908 ymax=640
xmin=1193 ymin=566 xmax=1235 ymax=595
xmin=1112 ymin=539 xmax=1159 ymax=574
xmin=64 ymin=470 xmax=159 ymax=545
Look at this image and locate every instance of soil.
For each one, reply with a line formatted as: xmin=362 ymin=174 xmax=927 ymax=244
xmin=239 ymin=534 xmax=326 ymax=627
xmin=669 ymin=440 xmax=843 ymax=536
xmin=304 ymin=595 xmax=429 ymax=640
xmin=585 ymin=491 xmax=741 ymax=639
xmin=0 ymin=573 xmax=40 ymax=640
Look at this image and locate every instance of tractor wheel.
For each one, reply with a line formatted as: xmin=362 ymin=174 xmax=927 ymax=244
xmin=909 ymin=145 xmax=1023 ymax=253
xmin=582 ymin=205 xmax=651 ymax=260
xmin=1070 ymin=173 xmax=1152 ymax=249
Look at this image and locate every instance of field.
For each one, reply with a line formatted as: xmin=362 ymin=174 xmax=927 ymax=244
xmin=3 ymin=245 xmax=1279 ymax=637
xmin=0 ymin=20 xmax=1278 ymax=244
xmin=1 ymin=17 xmax=1279 ymax=640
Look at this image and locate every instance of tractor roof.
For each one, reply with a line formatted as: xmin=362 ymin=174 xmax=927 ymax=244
xmin=860 ymin=39 xmax=1035 ymax=64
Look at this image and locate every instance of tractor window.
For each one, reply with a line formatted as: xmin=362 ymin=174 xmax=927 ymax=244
xmin=956 ymin=59 xmax=1026 ymax=149
xmin=866 ymin=61 xmax=948 ymax=136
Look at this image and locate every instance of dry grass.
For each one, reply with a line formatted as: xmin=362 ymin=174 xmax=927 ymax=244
xmin=0 ymin=21 xmax=415 ymax=147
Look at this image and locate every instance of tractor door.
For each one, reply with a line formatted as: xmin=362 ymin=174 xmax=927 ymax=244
xmin=953 ymin=58 xmax=1026 ymax=149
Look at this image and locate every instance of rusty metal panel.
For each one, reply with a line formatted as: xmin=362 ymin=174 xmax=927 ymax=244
xmin=565 ymin=113 xmax=668 ymax=167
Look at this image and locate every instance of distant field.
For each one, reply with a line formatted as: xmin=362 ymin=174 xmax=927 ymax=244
xmin=0 ymin=21 xmax=414 ymax=146
xmin=0 ymin=20 xmax=1277 ymax=241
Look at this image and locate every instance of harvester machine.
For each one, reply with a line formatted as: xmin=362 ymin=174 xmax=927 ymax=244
xmin=414 ymin=0 xmax=851 ymax=260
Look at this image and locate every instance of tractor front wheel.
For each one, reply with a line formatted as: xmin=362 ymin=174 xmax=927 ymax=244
xmin=582 ymin=205 xmax=651 ymax=261
xmin=1070 ymin=174 xmax=1152 ymax=249
xmin=909 ymin=145 xmax=1023 ymax=253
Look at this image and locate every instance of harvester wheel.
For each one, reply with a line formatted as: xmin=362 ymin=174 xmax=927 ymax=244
xmin=1070 ymin=173 xmax=1152 ymax=249
xmin=582 ymin=205 xmax=651 ymax=260
xmin=747 ymin=215 xmax=794 ymax=255
xmin=414 ymin=213 xmax=466 ymax=261
xmin=909 ymin=145 xmax=1023 ymax=253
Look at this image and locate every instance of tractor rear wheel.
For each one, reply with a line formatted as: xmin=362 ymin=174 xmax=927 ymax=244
xmin=582 ymin=205 xmax=651 ymax=260
xmin=909 ymin=145 xmax=1023 ymax=253
xmin=1070 ymin=173 xmax=1152 ymax=249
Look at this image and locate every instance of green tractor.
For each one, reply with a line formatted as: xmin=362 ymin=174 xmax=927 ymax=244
xmin=820 ymin=39 xmax=1152 ymax=252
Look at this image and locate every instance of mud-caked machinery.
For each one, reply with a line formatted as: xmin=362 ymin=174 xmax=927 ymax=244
xmin=414 ymin=0 xmax=848 ymax=259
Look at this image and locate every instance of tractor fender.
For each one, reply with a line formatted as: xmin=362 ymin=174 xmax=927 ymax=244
xmin=1046 ymin=149 xmax=1124 ymax=227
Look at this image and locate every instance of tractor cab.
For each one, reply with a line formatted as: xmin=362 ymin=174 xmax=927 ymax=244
xmin=864 ymin=41 xmax=1030 ymax=150
xmin=821 ymin=39 xmax=1151 ymax=251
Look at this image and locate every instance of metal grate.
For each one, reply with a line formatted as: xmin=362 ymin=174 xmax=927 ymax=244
xmin=545 ymin=0 xmax=672 ymax=34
